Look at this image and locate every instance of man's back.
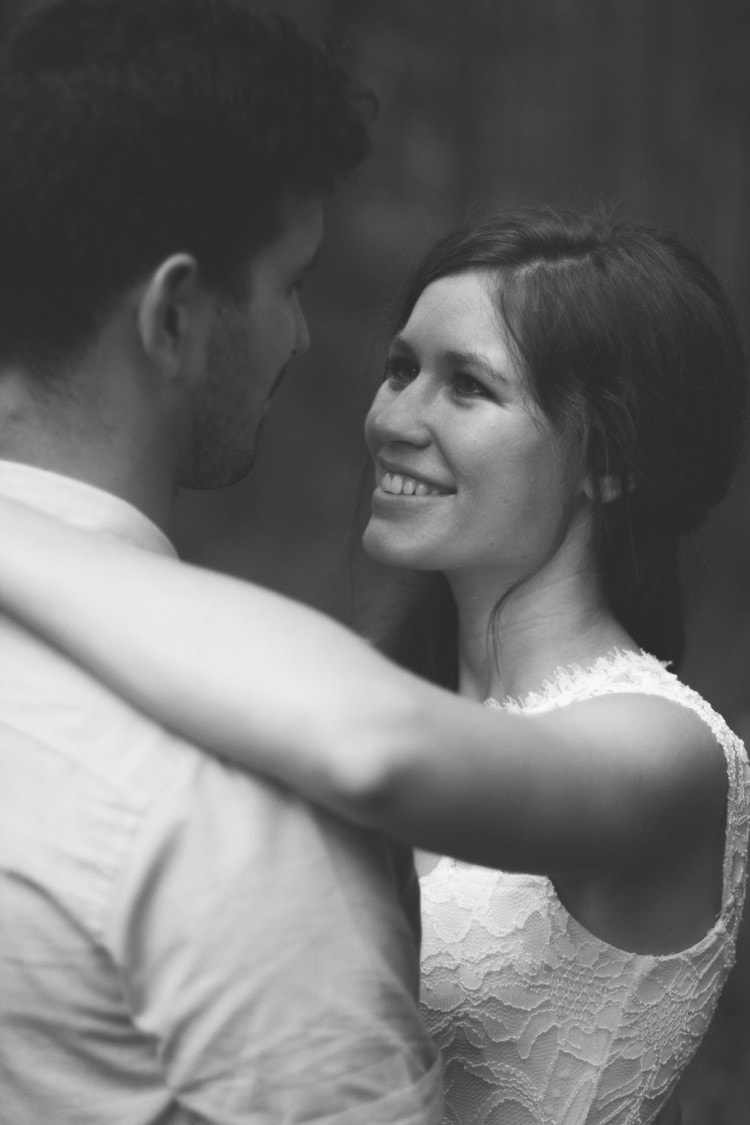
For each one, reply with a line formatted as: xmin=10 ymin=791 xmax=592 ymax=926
xmin=0 ymin=464 xmax=441 ymax=1123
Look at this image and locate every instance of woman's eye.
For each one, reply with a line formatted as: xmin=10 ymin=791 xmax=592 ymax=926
xmin=451 ymin=372 xmax=491 ymax=399
xmin=384 ymin=356 xmax=418 ymax=385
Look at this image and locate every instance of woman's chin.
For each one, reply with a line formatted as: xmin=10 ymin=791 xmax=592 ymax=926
xmin=362 ymin=526 xmax=398 ymax=566
xmin=362 ymin=523 xmax=425 ymax=569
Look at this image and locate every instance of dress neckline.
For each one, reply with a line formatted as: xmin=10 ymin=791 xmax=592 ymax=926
xmin=484 ymin=646 xmax=667 ymax=713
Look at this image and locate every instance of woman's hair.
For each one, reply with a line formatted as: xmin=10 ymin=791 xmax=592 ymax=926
xmin=365 ymin=208 xmax=747 ymax=683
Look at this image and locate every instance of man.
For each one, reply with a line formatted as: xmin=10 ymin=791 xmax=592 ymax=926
xmin=0 ymin=1 xmax=442 ymax=1121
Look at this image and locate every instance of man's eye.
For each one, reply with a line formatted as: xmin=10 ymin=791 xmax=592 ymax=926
xmin=384 ymin=356 xmax=418 ymax=385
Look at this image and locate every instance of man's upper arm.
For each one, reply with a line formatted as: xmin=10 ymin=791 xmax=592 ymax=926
xmin=105 ymin=745 xmax=441 ymax=1124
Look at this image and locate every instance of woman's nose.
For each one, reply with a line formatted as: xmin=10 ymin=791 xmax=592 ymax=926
xmin=367 ymin=378 xmax=433 ymax=447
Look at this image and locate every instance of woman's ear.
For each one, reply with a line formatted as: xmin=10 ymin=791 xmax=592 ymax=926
xmin=136 ymin=254 xmax=202 ymax=378
xmin=582 ymin=472 xmax=633 ymax=503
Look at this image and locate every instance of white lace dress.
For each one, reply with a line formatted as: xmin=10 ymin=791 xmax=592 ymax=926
xmin=419 ymin=650 xmax=750 ymax=1125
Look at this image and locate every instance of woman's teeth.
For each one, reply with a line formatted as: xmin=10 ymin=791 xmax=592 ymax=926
xmin=381 ymin=471 xmax=445 ymax=497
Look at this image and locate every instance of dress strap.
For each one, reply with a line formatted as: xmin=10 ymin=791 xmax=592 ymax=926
xmin=488 ymin=648 xmax=750 ymax=936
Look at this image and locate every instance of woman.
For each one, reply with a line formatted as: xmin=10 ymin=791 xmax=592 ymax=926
xmin=0 ymin=210 xmax=747 ymax=1125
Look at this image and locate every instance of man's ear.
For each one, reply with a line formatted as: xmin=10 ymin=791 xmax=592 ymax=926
xmin=582 ymin=472 xmax=633 ymax=503
xmin=137 ymin=254 xmax=203 ymax=377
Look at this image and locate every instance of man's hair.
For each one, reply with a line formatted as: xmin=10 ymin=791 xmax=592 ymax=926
xmin=0 ymin=0 xmax=375 ymax=371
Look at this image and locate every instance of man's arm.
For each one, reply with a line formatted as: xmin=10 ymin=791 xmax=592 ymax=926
xmin=0 ymin=497 xmax=723 ymax=878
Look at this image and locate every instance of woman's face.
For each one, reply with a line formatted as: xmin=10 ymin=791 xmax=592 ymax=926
xmin=363 ymin=270 xmax=588 ymax=583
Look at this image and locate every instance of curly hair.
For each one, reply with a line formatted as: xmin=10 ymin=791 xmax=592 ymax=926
xmin=0 ymin=0 xmax=376 ymax=371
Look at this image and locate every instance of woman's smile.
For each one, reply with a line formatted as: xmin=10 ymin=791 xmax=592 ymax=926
xmin=375 ymin=458 xmax=456 ymax=501
xmin=380 ymin=470 xmax=450 ymax=498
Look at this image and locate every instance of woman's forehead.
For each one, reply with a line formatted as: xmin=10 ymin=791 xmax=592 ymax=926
xmin=404 ymin=272 xmax=507 ymax=345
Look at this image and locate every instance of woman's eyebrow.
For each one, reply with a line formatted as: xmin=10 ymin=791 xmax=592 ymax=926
xmin=388 ymin=338 xmax=510 ymax=386
xmin=445 ymin=349 xmax=509 ymax=386
xmin=388 ymin=334 xmax=413 ymax=353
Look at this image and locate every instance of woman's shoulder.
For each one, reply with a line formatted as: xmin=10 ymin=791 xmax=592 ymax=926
xmin=494 ymin=647 xmax=743 ymax=767
xmin=497 ymin=648 xmax=745 ymax=851
xmin=556 ymin=687 xmax=728 ymax=798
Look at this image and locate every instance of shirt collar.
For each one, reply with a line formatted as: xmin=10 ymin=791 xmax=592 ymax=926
xmin=0 ymin=460 xmax=177 ymax=558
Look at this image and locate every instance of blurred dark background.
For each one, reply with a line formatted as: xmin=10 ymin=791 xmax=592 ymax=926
xmin=176 ymin=4 xmax=750 ymax=1121
xmin=178 ymin=4 xmax=750 ymax=1120
xmin=3 ymin=0 xmax=748 ymax=1119
xmin=184 ymin=0 xmax=750 ymax=738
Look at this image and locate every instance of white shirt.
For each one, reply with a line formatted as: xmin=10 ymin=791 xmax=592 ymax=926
xmin=0 ymin=461 xmax=442 ymax=1125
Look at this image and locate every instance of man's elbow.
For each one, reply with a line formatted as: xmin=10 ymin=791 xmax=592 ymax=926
xmin=325 ymin=680 xmax=429 ymax=829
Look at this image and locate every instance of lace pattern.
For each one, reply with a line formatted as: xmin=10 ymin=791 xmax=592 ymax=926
xmin=420 ymin=650 xmax=750 ymax=1124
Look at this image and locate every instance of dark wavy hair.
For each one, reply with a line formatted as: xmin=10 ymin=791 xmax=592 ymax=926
xmin=0 ymin=0 xmax=375 ymax=372
xmin=365 ymin=209 xmax=747 ymax=682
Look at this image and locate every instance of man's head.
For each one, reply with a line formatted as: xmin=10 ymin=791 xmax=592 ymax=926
xmin=0 ymin=0 xmax=373 ymax=488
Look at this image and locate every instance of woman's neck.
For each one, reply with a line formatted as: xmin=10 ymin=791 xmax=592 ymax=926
xmin=449 ymin=562 xmax=635 ymax=704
